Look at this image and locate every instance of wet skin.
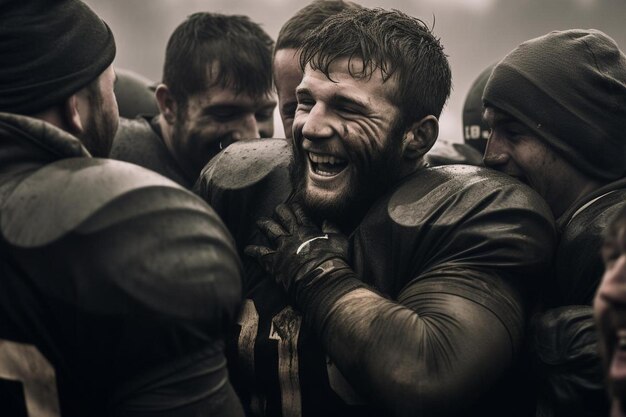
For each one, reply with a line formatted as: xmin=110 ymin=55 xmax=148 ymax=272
xmin=291 ymin=57 xmax=406 ymax=224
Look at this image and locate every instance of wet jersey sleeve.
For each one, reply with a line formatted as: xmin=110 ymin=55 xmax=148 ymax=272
xmin=307 ymin=169 xmax=556 ymax=416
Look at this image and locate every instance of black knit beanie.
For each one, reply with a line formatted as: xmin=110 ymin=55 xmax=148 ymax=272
xmin=0 ymin=0 xmax=116 ymax=115
xmin=462 ymin=63 xmax=495 ymax=155
xmin=483 ymin=29 xmax=626 ymax=181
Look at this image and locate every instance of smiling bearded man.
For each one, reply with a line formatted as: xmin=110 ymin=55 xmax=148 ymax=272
xmin=288 ymin=60 xmax=408 ymax=228
xmin=196 ymin=7 xmax=555 ymax=417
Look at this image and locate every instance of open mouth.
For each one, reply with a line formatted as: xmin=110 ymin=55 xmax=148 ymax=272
xmin=308 ymin=151 xmax=348 ymax=177
xmin=609 ymin=329 xmax=626 ymax=385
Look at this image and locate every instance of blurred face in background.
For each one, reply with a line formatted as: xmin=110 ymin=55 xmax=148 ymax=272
xmin=595 ymin=208 xmax=626 ymax=417
xmin=274 ymin=48 xmax=302 ymax=140
xmin=170 ymin=80 xmax=276 ymax=176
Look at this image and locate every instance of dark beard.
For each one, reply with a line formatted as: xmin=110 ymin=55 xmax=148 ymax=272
xmin=290 ymin=118 xmax=407 ymax=231
xmin=79 ymin=88 xmax=116 ymax=158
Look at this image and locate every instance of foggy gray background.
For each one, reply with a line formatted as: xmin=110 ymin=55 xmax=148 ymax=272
xmin=84 ymin=0 xmax=626 ymax=143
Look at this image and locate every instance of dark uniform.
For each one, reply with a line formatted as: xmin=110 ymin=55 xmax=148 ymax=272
xmin=110 ymin=116 xmax=191 ymax=188
xmin=532 ymin=179 xmax=626 ymax=417
xmin=553 ymin=179 xmax=626 ymax=306
xmin=0 ymin=112 xmax=243 ymax=417
xmin=196 ymin=139 xmax=556 ymax=417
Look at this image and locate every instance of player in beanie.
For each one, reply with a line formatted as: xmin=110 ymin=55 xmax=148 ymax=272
xmin=0 ymin=0 xmax=244 ymax=415
xmin=483 ymin=28 xmax=626 ymax=417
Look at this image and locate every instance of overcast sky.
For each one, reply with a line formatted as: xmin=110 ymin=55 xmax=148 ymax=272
xmin=84 ymin=0 xmax=626 ymax=143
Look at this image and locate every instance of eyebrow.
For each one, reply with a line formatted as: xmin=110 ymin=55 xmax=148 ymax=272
xmin=201 ymin=104 xmax=246 ymax=115
xmin=330 ymin=93 xmax=368 ymax=112
xmin=296 ymin=87 xmax=368 ymax=111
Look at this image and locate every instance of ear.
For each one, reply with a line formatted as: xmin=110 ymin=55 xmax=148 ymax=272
xmin=155 ymin=84 xmax=178 ymax=124
xmin=402 ymin=115 xmax=439 ymax=160
xmin=62 ymin=94 xmax=85 ymax=135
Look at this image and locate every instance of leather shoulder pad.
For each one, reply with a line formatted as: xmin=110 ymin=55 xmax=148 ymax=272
xmin=1 ymin=158 xmax=180 ymax=247
xmin=199 ymin=138 xmax=292 ymax=192
xmin=425 ymin=139 xmax=484 ymax=167
xmin=386 ymin=165 xmax=551 ymax=227
xmin=196 ymin=138 xmax=293 ymax=249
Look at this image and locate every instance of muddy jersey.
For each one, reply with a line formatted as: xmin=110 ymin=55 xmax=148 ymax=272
xmin=197 ymin=139 xmax=555 ymax=417
xmin=531 ymin=178 xmax=626 ymax=417
xmin=0 ymin=113 xmax=243 ymax=417
xmin=552 ymin=178 xmax=626 ymax=306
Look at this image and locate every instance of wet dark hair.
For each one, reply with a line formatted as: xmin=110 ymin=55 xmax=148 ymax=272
xmin=299 ymin=8 xmax=452 ymax=121
xmin=163 ymin=12 xmax=273 ymax=107
xmin=275 ymin=0 xmax=362 ymax=53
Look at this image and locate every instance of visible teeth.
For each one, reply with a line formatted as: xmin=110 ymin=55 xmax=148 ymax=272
xmin=309 ymin=152 xmax=345 ymax=165
xmin=316 ymin=169 xmax=335 ymax=177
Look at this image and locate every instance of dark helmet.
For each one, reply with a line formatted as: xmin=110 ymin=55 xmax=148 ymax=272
xmin=462 ymin=64 xmax=495 ymax=155
xmin=114 ymin=68 xmax=158 ymax=119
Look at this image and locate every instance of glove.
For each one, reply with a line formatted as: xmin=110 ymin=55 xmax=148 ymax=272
xmin=245 ymin=203 xmax=363 ymax=324
xmin=245 ymin=202 xmax=349 ymax=296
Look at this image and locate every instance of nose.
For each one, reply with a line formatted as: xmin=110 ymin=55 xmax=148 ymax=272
xmin=482 ymin=131 xmax=509 ymax=168
xmin=232 ymin=114 xmax=260 ymax=141
xmin=301 ymin=103 xmax=333 ymax=140
xmin=596 ymin=256 xmax=626 ymax=306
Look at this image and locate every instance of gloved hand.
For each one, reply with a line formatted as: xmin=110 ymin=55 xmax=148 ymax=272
xmin=245 ymin=202 xmax=351 ymax=303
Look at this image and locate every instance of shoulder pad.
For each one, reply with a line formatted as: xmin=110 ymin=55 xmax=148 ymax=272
xmin=200 ymin=138 xmax=292 ymax=191
xmin=387 ymin=165 xmax=551 ymax=227
xmin=196 ymin=139 xmax=292 ymax=250
xmin=115 ymin=116 xmax=152 ymax=138
xmin=425 ymin=139 xmax=484 ymax=167
xmin=1 ymin=158 xmax=180 ymax=247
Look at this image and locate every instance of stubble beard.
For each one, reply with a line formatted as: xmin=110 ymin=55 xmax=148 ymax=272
xmin=290 ymin=118 xmax=407 ymax=230
xmin=80 ymin=103 xmax=117 ymax=158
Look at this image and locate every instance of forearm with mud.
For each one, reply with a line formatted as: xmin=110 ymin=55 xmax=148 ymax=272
xmin=304 ymin=284 xmax=516 ymax=417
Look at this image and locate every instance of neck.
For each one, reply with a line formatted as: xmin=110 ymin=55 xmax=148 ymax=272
xmin=554 ymin=177 xmax=607 ymax=219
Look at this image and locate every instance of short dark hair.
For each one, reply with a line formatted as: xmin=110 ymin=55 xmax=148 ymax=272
xmin=275 ymin=0 xmax=362 ymax=53
xmin=299 ymin=8 xmax=451 ymax=121
xmin=163 ymin=12 xmax=274 ymax=106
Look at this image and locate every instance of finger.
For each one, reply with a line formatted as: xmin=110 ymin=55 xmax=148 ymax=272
xmin=291 ymin=202 xmax=314 ymax=226
xmin=274 ymin=203 xmax=298 ymax=232
xmin=256 ymin=218 xmax=287 ymax=243
xmin=322 ymin=220 xmax=342 ymax=234
xmin=244 ymin=245 xmax=275 ymax=259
